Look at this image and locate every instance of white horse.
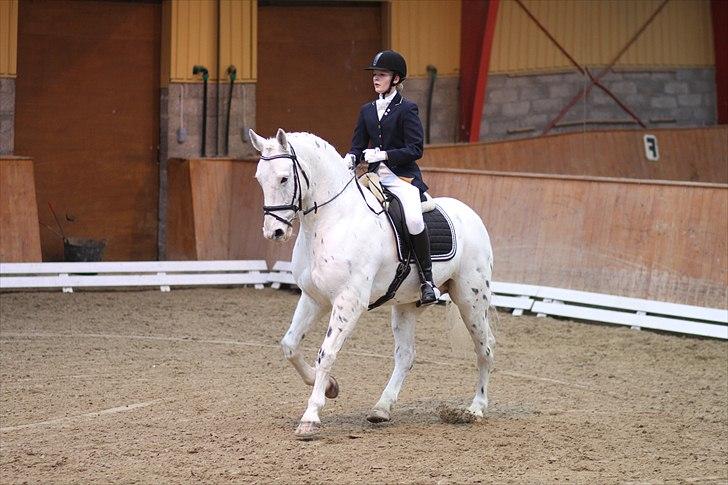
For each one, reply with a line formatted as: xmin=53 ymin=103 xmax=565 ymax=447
xmin=250 ymin=128 xmax=495 ymax=438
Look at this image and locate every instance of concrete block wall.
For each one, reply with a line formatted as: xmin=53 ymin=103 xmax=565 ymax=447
xmin=402 ymin=75 xmax=459 ymax=144
xmin=160 ymin=82 xmax=257 ymax=162
xmin=481 ymin=68 xmax=717 ymax=141
xmin=0 ymin=78 xmax=14 ymax=155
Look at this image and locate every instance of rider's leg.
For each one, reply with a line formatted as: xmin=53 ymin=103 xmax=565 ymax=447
xmin=411 ymin=226 xmax=439 ymax=305
xmin=380 ymin=177 xmax=439 ymax=305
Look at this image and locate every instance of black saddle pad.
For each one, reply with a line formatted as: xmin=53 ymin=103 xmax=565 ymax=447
xmin=385 ymin=194 xmax=456 ymax=263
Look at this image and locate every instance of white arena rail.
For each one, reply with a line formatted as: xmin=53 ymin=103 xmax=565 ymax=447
xmin=0 ymin=260 xmax=268 ymax=293
xmin=269 ymin=261 xmax=728 ymax=340
xmin=2 ymin=259 xmax=725 ymax=339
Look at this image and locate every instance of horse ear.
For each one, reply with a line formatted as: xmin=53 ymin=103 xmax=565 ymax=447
xmin=276 ymin=128 xmax=288 ymax=149
xmin=249 ymin=129 xmax=265 ymax=153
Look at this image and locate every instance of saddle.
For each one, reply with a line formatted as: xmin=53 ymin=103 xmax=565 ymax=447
xmin=359 ymin=173 xmax=457 ymax=310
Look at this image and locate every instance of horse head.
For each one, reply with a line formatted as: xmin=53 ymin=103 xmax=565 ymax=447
xmin=249 ymin=128 xmax=301 ymax=241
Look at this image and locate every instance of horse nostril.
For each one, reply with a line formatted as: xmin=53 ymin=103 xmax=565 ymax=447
xmin=274 ymin=229 xmax=284 ymax=238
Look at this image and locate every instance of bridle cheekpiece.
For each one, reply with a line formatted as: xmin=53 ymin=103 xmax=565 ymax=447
xmin=259 ymin=143 xmax=309 ymax=227
xmin=259 ymin=142 xmax=357 ymax=227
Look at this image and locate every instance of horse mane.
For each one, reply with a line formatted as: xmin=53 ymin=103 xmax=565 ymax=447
xmin=286 ymin=132 xmax=346 ymax=168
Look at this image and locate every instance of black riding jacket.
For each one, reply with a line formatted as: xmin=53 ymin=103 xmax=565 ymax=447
xmin=348 ymin=92 xmax=428 ymax=195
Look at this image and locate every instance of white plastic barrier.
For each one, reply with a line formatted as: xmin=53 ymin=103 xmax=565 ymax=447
xmin=0 ymin=260 xmax=268 ymax=293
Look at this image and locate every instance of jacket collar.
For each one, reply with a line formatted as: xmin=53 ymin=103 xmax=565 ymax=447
xmin=370 ymin=92 xmax=403 ymax=119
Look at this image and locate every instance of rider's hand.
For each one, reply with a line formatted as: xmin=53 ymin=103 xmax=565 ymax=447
xmin=363 ymin=148 xmax=387 ymax=163
xmin=344 ymin=153 xmax=357 ymax=170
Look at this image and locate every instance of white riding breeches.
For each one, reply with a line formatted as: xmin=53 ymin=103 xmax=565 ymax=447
xmin=377 ymin=164 xmax=425 ymax=235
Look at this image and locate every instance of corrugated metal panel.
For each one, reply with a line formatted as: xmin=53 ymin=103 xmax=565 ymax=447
xmin=219 ymin=0 xmax=256 ymax=82
xmin=490 ymin=0 xmax=715 ymax=74
xmin=620 ymin=0 xmax=714 ymax=68
xmin=390 ymin=0 xmax=460 ymax=77
xmin=0 ymin=0 xmax=18 ymax=77
xmin=169 ymin=0 xmax=256 ymax=82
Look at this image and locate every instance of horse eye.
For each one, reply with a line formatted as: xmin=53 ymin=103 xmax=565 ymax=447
xmin=280 ymin=177 xmax=288 ymax=185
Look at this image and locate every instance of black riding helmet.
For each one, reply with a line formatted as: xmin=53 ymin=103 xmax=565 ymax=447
xmin=365 ymin=50 xmax=407 ymax=85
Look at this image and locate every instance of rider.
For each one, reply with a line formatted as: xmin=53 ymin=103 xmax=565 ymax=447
xmin=345 ymin=50 xmax=439 ymax=306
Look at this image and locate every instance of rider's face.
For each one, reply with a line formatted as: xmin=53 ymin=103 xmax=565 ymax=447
xmin=372 ymin=70 xmax=398 ymax=94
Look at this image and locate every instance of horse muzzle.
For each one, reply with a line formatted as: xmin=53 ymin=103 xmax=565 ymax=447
xmin=263 ymin=223 xmax=293 ymax=241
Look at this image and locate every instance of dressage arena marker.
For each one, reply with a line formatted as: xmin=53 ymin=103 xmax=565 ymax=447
xmin=1 ymin=260 xmax=725 ymax=339
xmin=0 ymin=399 xmax=163 ymax=432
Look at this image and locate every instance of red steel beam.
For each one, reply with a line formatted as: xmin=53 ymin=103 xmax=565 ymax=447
xmin=458 ymin=0 xmax=490 ymax=142
xmin=467 ymin=0 xmax=500 ymax=143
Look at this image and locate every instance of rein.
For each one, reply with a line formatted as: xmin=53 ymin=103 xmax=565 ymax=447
xmin=260 ymin=143 xmax=362 ymax=226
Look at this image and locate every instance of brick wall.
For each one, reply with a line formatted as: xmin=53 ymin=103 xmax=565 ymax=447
xmin=481 ymin=68 xmax=717 ymax=140
xmin=0 ymin=78 xmax=14 ymax=155
xmin=401 ymin=75 xmax=459 ymax=145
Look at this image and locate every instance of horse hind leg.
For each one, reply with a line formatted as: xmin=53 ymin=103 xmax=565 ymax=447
xmin=368 ymin=302 xmax=420 ymax=423
xmin=449 ymin=273 xmax=495 ymax=418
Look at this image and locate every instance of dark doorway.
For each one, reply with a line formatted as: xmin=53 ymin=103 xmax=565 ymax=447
xmin=15 ymin=0 xmax=161 ymax=261
xmin=257 ymin=2 xmax=382 ymax=153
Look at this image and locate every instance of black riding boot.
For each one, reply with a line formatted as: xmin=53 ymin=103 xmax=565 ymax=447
xmin=411 ymin=228 xmax=439 ymax=306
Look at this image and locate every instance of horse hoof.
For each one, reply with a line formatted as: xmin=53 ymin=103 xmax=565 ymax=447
xmin=366 ymin=408 xmax=391 ymax=423
xmin=325 ymin=376 xmax=339 ymax=399
xmin=294 ymin=421 xmax=321 ymax=440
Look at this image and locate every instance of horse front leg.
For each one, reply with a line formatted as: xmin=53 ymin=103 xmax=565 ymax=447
xmin=295 ymin=288 xmax=367 ymax=438
xmin=281 ymin=292 xmax=337 ymax=394
xmin=367 ymin=302 xmax=420 ymax=423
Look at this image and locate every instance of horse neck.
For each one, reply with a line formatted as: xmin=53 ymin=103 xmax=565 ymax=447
xmin=295 ymin=142 xmax=370 ymax=231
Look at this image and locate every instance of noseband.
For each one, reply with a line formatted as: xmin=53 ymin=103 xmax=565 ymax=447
xmin=260 ymin=143 xmax=357 ymax=227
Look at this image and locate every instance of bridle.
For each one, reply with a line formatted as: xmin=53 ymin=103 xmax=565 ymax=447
xmin=260 ymin=143 xmax=358 ymax=227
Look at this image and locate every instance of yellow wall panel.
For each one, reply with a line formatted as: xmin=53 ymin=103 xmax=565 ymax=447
xmin=490 ymin=0 xmax=715 ymax=74
xmin=219 ymin=0 xmax=256 ymax=82
xmin=168 ymin=0 xmax=256 ymax=83
xmin=390 ymin=0 xmax=461 ymax=77
xmin=0 ymin=0 xmax=18 ymax=77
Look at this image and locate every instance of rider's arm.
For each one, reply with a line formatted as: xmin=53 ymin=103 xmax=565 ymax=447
xmin=384 ymin=103 xmax=423 ymax=167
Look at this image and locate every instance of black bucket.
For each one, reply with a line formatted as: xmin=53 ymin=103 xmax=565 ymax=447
xmin=63 ymin=237 xmax=106 ymax=262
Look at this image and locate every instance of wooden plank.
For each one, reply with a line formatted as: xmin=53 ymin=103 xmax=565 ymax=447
xmin=531 ymin=301 xmax=728 ymax=340
xmin=167 ymin=159 xmax=295 ymax=265
xmin=0 ymin=260 xmax=267 ymax=275
xmin=166 ymin=159 xmax=197 ymax=260
xmin=424 ymin=168 xmax=728 ymax=308
xmin=0 ymin=157 xmax=42 ymax=262
xmin=420 ymin=127 xmax=728 ymax=183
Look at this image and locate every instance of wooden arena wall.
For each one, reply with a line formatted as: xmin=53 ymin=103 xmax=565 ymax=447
xmin=421 ymin=127 xmax=728 ymax=183
xmin=167 ymin=159 xmax=727 ymax=308
xmin=0 ymin=157 xmax=41 ymax=262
